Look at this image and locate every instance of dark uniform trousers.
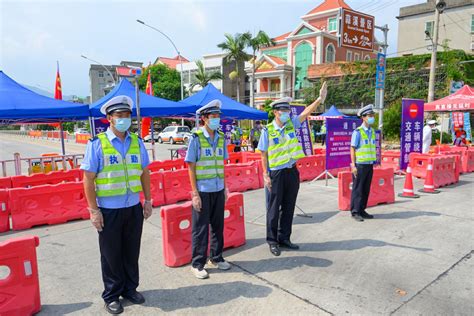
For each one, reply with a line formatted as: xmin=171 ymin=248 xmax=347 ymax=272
xmin=192 ymin=189 xmax=225 ymax=269
xmin=99 ymin=203 xmax=144 ymax=303
xmin=267 ymin=166 xmax=300 ymax=245
xmin=350 ymin=164 xmax=374 ymax=214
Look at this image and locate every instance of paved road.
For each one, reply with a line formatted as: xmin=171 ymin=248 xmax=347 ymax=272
xmin=1 ymin=160 xmax=473 ymax=314
xmin=0 ymin=133 xmax=186 ymax=175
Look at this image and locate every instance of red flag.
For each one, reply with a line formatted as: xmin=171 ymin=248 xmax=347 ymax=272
xmin=141 ymin=71 xmax=153 ymax=138
xmin=54 ymin=62 xmax=62 ymax=100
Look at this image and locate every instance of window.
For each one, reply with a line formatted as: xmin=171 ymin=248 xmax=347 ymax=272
xmin=354 ymin=53 xmax=360 ymax=61
xmin=425 ymin=21 xmax=434 ymax=39
xmin=346 ymin=51 xmax=352 ymax=62
xmin=325 ymin=44 xmax=335 ymax=63
xmin=471 ymin=15 xmax=474 ymax=33
xmin=98 ymin=71 xmax=104 ymax=78
xmin=328 ymin=17 xmax=337 ymax=32
xmin=178 ymin=127 xmax=190 ymax=133
xmin=270 ymin=80 xmax=280 ymax=92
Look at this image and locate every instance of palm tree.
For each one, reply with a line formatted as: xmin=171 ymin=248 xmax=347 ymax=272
xmin=189 ymin=60 xmax=223 ymax=93
xmin=248 ymin=31 xmax=275 ymax=107
xmin=217 ymin=32 xmax=251 ymax=103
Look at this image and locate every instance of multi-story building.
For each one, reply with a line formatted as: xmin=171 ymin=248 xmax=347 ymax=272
xmin=177 ymin=52 xmax=250 ymax=102
xmin=88 ymin=61 xmax=143 ymax=103
xmin=397 ymin=0 xmax=474 ymax=56
xmin=246 ymin=0 xmax=378 ymax=108
xmin=154 ymin=55 xmax=190 ymax=69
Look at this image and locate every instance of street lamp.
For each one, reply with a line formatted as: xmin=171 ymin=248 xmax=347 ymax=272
xmin=80 ymin=54 xmax=117 ymax=85
xmin=136 ymin=19 xmax=185 ymax=125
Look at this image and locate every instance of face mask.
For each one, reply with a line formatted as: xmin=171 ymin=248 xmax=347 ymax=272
xmin=208 ymin=118 xmax=221 ymax=130
xmin=279 ymin=112 xmax=290 ymax=123
xmin=114 ymin=117 xmax=131 ymax=132
xmin=367 ymin=117 xmax=375 ymax=125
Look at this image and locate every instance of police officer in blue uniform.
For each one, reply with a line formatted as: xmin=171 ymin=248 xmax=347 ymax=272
xmin=81 ymin=96 xmax=152 ymax=314
xmin=185 ymin=100 xmax=231 ymax=279
xmin=350 ymin=104 xmax=377 ymax=222
xmin=258 ymin=82 xmax=327 ymax=256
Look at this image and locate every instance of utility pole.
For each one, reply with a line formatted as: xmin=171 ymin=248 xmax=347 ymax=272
xmin=374 ymin=24 xmax=389 ymax=132
xmin=427 ymin=0 xmax=446 ymax=103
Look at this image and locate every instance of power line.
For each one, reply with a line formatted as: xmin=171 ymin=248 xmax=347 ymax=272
xmin=444 ymin=13 xmax=471 ymax=35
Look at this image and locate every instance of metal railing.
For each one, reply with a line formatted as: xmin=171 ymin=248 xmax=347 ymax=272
xmin=0 ymin=153 xmax=84 ymax=176
xmin=0 ymin=130 xmax=76 ymax=142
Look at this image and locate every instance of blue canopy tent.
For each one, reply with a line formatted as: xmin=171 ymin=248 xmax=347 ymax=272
xmin=181 ymin=83 xmax=268 ymax=120
xmin=0 ymin=71 xmax=90 ymax=122
xmin=89 ymin=79 xmax=195 ymax=118
xmin=309 ymin=105 xmax=349 ymax=120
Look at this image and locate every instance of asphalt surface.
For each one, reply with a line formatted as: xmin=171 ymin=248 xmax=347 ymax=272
xmin=0 ymin=135 xmax=473 ymax=315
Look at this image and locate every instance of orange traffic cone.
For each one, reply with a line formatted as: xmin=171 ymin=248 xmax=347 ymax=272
xmin=419 ymin=160 xmax=440 ymax=194
xmin=398 ymin=166 xmax=420 ymax=198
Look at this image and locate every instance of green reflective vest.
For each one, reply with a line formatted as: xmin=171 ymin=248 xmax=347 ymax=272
xmin=355 ymin=127 xmax=377 ymax=163
xmin=195 ymin=130 xmax=225 ymax=180
xmin=267 ymin=121 xmax=306 ymax=169
xmin=252 ymin=128 xmax=261 ymax=141
xmin=95 ymin=133 xmax=143 ymax=197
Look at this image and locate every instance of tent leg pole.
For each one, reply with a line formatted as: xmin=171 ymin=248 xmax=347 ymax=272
xmin=59 ymin=123 xmax=66 ymax=155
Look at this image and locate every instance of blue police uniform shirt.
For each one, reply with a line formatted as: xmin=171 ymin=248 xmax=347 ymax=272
xmin=351 ymin=124 xmax=374 ymax=165
xmin=257 ymin=116 xmax=302 ymax=170
xmin=80 ymin=128 xmax=150 ymax=209
xmin=185 ymin=127 xmax=229 ymax=193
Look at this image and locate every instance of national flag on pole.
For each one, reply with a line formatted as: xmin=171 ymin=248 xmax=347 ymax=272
xmin=54 ymin=61 xmax=62 ymax=100
xmin=141 ymin=70 xmax=153 ymax=138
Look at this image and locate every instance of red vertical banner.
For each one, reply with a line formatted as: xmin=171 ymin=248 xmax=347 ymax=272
xmin=452 ymin=112 xmax=464 ymax=130
xmin=141 ymin=71 xmax=153 ymax=138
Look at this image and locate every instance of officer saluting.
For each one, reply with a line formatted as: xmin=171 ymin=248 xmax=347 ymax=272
xmin=258 ymin=82 xmax=327 ymax=256
xmin=81 ymin=96 xmax=152 ymax=314
xmin=185 ymin=100 xmax=231 ymax=279
xmin=350 ymin=104 xmax=378 ymax=222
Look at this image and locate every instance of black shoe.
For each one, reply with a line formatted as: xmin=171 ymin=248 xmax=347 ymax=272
xmin=104 ymin=301 xmax=123 ymax=314
xmin=360 ymin=210 xmax=374 ymax=219
xmin=122 ymin=291 xmax=145 ymax=305
xmin=269 ymin=244 xmax=281 ymax=256
xmin=351 ymin=213 xmax=364 ymax=222
xmin=279 ymin=240 xmax=300 ymax=250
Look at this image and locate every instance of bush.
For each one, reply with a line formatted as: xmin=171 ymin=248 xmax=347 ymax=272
xmin=432 ymin=131 xmax=452 ymax=145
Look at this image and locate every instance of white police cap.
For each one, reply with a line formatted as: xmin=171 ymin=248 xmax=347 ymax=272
xmin=427 ymin=120 xmax=437 ymax=125
xmin=270 ymin=97 xmax=293 ymax=110
xmin=357 ymin=104 xmax=375 ymax=117
xmin=100 ymin=95 xmax=133 ymax=115
xmin=197 ymin=99 xmax=222 ymax=116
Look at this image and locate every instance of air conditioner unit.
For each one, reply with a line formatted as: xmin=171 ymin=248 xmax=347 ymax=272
xmin=471 ymin=42 xmax=474 ymax=50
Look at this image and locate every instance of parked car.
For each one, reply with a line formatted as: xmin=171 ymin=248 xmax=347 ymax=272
xmin=156 ymin=126 xmax=192 ymax=144
xmin=74 ymin=128 xmax=89 ymax=135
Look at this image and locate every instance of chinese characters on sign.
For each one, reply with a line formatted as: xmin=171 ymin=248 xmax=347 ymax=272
xmin=94 ymin=118 xmax=110 ymax=135
xmin=375 ymin=53 xmax=386 ymax=90
xmin=340 ymin=8 xmax=375 ymax=51
xmin=400 ymin=99 xmax=424 ymax=170
xmin=326 ymin=118 xmax=361 ymax=170
xmin=220 ymin=119 xmax=233 ymax=145
xmin=290 ymin=105 xmax=313 ymax=156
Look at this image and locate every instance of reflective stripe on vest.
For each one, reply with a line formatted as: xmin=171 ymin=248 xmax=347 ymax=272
xmin=267 ymin=121 xmax=305 ymax=169
xmin=95 ymin=133 xmax=143 ymax=197
xmin=355 ymin=127 xmax=377 ymax=163
xmin=195 ymin=130 xmax=225 ymax=180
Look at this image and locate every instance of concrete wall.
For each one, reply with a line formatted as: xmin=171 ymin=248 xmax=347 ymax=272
xmin=397 ymin=4 xmax=474 ymax=56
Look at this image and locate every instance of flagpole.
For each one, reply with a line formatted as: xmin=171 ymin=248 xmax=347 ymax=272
xmin=56 ymin=61 xmax=66 ymax=156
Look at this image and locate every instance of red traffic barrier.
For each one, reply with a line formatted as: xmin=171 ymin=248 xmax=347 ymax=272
xmin=225 ymin=162 xmax=260 ymax=193
xmin=160 ymin=202 xmax=193 ymax=267
xmin=338 ymin=167 xmax=395 ymax=211
xmin=313 ymin=148 xmax=326 ymax=155
xmin=148 ymin=158 xmax=185 ymax=173
xmin=409 ymin=153 xmax=432 ymax=179
xmin=0 ymin=190 xmax=10 ymax=232
xmin=466 ymin=149 xmax=474 ymax=173
xmin=241 ymin=152 xmax=261 ymax=163
xmin=11 ymin=169 xmax=82 ymax=188
xmin=381 ymin=150 xmax=401 ymax=172
xmin=0 ymin=235 xmax=41 ymax=315
xmin=296 ymin=155 xmax=325 ymax=182
xmin=223 ymin=193 xmax=246 ymax=249
xmin=0 ymin=177 xmax=12 ymax=190
xmin=162 ymin=169 xmax=192 ymax=205
xmin=9 ymin=182 xmax=89 ymax=230
xmin=431 ymin=156 xmax=457 ymax=188
xmin=141 ymin=171 xmax=165 ymax=207
xmin=327 ymin=167 xmax=350 ymax=178
xmin=225 ymin=152 xmax=244 ymax=164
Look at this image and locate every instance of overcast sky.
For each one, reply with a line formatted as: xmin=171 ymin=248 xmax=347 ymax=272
xmin=1 ymin=0 xmax=425 ymax=97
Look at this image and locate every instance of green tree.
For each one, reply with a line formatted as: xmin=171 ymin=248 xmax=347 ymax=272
xmin=248 ymin=31 xmax=275 ymax=106
xmin=262 ymin=99 xmax=275 ymax=122
xmin=189 ymin=60 xmax=223 ymax=93
xmin=138 ymin=64 xmax=181 ymax=101
xmin=217 ymin=32 xmax=252 ymax=103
